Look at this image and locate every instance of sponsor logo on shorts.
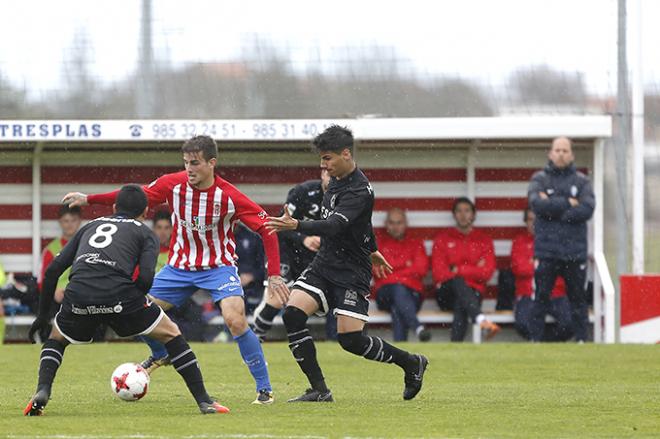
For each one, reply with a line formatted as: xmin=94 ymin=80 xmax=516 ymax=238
xmin=71 ymin=303 xmax=123 ymax=315
xmin=217 ymin=280 xmax=242 ymax=291
xmin=343 ymin=289 xmax=358 ymax=306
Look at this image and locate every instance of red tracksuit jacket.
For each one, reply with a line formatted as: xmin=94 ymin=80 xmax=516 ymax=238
xmin=431 ymin=228 xmax=495 ymax=294
xmin=510 ymin=232 xmax=565 ymax=298
xmin=373 ymin=232 xmax=430 ymax=295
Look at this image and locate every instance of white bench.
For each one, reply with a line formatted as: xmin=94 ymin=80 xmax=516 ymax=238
xmin=3 ymin=307 xmax=592 ymax=344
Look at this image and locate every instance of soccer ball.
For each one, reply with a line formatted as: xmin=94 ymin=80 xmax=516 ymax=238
xmin=110 ymin=363 xmax=150 ymax=401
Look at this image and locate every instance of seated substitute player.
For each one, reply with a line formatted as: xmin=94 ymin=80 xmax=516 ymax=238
xmin=61 ymin=135 xmax=289 ymax=405
xmin=252 ymin=169 xmax=336 ymax=340
xmin=511 ymin=208 xmax=573 ymax=341
xmin=374 ymin=208 xmax=431 ymax=342
xmin=24 ymin=185 xmax=229 ymax=416
xmin=432 ymin=197 xmax=500 ymax=342
xmin=266 ymin=125 xmax=428 ymax=402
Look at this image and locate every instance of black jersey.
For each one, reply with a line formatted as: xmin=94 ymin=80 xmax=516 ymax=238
xmin=42 ymin=214 xmax=159 ymax=308
xmin=278 ymin=179 xmax=324 ymax=278
xmin=297 ymin=168 xmax=377 ymax=292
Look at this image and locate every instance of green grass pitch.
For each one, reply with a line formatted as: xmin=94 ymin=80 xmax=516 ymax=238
xmin=1 ymin=342 xmax=659 ymax=438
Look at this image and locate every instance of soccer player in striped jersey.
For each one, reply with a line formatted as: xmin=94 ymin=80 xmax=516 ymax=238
xmin=62 ymin=135 xmax=290 ymax=405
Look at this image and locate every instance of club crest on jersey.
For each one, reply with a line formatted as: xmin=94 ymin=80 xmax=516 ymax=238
xmin=258 ymin=211 xmax=267 ymax=220
xmin=213 ymin=203 xmax=221 ymax=216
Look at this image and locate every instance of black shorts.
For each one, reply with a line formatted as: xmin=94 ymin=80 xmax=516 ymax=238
xmin=54 ymin=296 xmax=164 ymax=344
xmin=292 ymin=266 xmax=370 ymax=321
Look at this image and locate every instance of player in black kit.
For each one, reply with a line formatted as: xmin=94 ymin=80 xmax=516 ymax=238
xmin=24 ymin=185 xmax=230 ymax=416
xmin=266 ymin=125 xmax=428 ymax=402
xmin=252 ymin=170 xmax=332 ymax=339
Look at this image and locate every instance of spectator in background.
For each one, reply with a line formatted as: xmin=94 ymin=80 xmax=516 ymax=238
xmin=374 ymin=208 xmax=431 ymax=342
xmin=0 ymin=261 xmax=6 ymax=287
xmin=511 ymin=208 xmax=573 ymax=341
xmin=432 ymin=197 xmax=500 ymax=342
xmin=38 ymin=205 xmax=83 ymax=304
xmin=234 ymin=223 xmax=266 ymax=316
xmin=152 ymin=210 xmax=173 ymax=273
xmin=528 ymin=136 xmax=594 ymax=342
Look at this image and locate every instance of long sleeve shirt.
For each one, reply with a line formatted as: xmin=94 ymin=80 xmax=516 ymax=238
xmin=86 ymin=171 xmax=280 ymax=276
xmin=431 ymin=228 xmax=496 ymax=294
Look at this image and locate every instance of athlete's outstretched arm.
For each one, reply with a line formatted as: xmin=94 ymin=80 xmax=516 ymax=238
xmin=62 ymin=174 xmax=173 ymax=207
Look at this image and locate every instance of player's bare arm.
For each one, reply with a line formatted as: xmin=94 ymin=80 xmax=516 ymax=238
xmin=303 ymin=236 xmax=321 ymax=251
xmin=267 ymin=275 xmax=290 ymax=303
xmin=371 ymin=250 xmax=393 ymax=279
xmin=265 ymin=205 xmax=299 ymax=234
xmin=62 ymin=192 xmax=89 ymax=207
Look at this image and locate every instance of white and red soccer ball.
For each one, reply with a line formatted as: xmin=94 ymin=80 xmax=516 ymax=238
xmin=110 ymin=363 xmax=150 ymax=401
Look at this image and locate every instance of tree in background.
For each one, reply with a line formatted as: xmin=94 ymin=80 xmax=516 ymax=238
xmin=509 ymin=64 xmax=587 ymax=109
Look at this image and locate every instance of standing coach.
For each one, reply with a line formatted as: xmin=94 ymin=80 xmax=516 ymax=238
xmin=528 ymin=136 xmax=595 ymax=342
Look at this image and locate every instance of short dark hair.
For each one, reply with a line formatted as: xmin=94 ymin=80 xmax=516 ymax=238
xmin=58 ymin=204 xmax=82 ymax=219
xmin=312 ymin=125 xmax=354 ymax=154
xmin=182 ymin=135 xmax=218 ymax=162
xmin=153 ymin=209 xmax=172 ymax=225
xmin=452 ymin=197 xmax=476 ymax=214
xmin=115 ymin=184 xmax=148 ymax=218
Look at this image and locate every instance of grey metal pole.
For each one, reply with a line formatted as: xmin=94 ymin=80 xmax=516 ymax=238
xmin=614 ymin=0 xmax=629 ymax=277
xmin=630 ymin=0 xmax=645 ymax=274
xmin=136 ymin=0 xmax=155 ymax=118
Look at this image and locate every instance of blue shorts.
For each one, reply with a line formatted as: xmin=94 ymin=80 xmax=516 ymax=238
xmin=149 ymin=265 xmax=244 ymax=308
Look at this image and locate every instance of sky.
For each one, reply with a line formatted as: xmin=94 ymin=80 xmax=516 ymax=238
xmin=1 ymin=0 xmax=659 ymax=97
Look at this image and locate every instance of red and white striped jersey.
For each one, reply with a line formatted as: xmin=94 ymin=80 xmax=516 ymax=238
xmin=87 ymin=171 xmax=280 ymax=275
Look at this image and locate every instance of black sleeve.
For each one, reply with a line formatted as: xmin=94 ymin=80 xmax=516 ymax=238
xmin=297 ymin=189 xmax=367 ymax=237
xmin=279 ymin=185 xmax=309 ymax=245
xmin=368 ymin=227 xmax=378 ymax=253
xmin=135 ymin=232 xmax=159 ymax=293
xmin=39 ymin=227 xmax=83 ymax=318
xmin=528 ymin=173 xmax=570 ymax=219
xmin=561 ymin=177 xmax=595 ymax=223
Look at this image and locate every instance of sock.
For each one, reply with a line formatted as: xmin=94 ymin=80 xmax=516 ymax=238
xmin=165 ymin=335 xmax=211 ymax=405
xmin=338 ymin=331 xmax=412 ymax=369
xmin=234 ymin=328 xmax=271 ymax=392
xmin=136 ymin=335 xmax=168 ymax=359
xmin=37 ymin=339 xmax=66 ymax=394
xmin=283 ymin=307 xmax=328 ymax=392
xmin=252 ymin=304 xmax=280 ymax=337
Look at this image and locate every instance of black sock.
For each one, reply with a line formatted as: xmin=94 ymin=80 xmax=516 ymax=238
xmin=37 ymin=339 xmax=66 ymax=395
xmin=338 ymin=331 xmax=412 ymax=369
xmin=165 ymin=335 xmax=211 ymax=405
xmin=283 ymin=307 xmax=328 ymax=392
xmin=253 ymin=304 xmax=280 ymax=336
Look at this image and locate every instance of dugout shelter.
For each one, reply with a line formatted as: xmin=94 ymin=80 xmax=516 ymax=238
xmin=0 ymin=116 xmax=615 ymax=342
